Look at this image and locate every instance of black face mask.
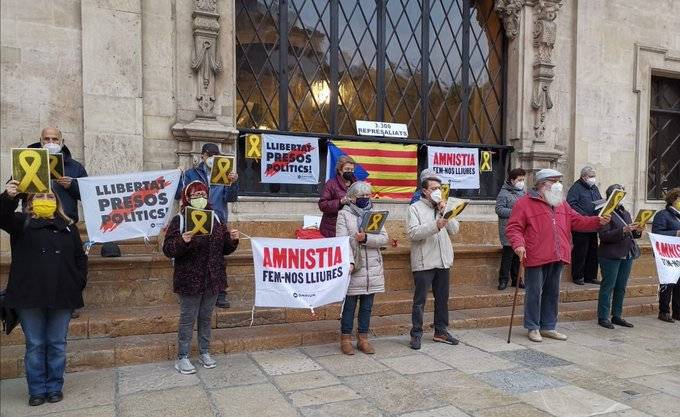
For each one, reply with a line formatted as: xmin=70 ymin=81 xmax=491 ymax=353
xmin=342 ymin=172 xmax=356 ymax=182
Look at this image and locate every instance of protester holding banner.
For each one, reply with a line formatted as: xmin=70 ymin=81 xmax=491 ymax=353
xmin=163 ymin=181 xmax=240 ymax=375
xmin=407 ymin=174 xmax=460 ymax=350
xmin=318 ymin=156 xmax=356 ymax=237
xmin=176 ymin=143 xmax=238 ymax=309
xmin=567 ymin=166 xmax=603 ymax=285
xmin=1 ymin=180 xmax=87 ymax=406
xmin=495 ymin=168 xmax=527 ymax=290
xmin=335 ymin=181 xmax=388 ymax=355
xmin=651 ymin=187 xmax=680 ymax=323
xmin=506 ymin=169 xmax=610 ymax=342
xmin=596 ymin=184 xmax=643 ymax=329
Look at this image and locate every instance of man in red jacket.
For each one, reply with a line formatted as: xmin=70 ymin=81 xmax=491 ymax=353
xmin=506 ymin=169 xmax=610 ymax=342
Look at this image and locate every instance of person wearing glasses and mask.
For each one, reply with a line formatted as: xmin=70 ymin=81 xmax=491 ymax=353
xmin=175 ymin=143 xmax=238 ymax=309
xmin=506 ymin=169 xmax=610 ymax=342
xmin=407 ymin=174 xmax=460 ymax=350
xmin=1 ymin=181 xmax=87 ymax=406
xmin=319 ymin=156 xmax=357 ymax=237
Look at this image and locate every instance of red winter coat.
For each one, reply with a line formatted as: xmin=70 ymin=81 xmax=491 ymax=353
xmin=505 ymin=191 xmax=601 ymax=268
xmin=318 ymin=175 xmax=349 ymax=237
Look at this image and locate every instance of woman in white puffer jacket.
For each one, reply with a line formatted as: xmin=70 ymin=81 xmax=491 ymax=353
xmin=335 ymin=181 xmax=389 ymax=355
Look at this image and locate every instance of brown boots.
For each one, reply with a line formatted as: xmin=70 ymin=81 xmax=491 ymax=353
xmin=357 ymin=333 xmax=375 ymax=354
xmin=340 ymin=334 xmax=354 ymax=355
xmin=341 ymin=334 xmax=375 ymax=355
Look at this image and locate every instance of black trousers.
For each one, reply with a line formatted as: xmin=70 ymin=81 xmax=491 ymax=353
xmin=571 ymin=232 xmax=599 ymax=282
xmin=499 ymin=246 xmax=520 ymax=285
xmin=410 ymin=268 xmax=450 ymax=337
xmin=659 ymin=283 xmax=680 ymax=316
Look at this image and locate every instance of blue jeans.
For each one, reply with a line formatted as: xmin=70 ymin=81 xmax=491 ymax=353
xmin=17 ymin=308 xmax=72 ymax=397
xmin=523 ymin=262 xmax=563 ymax=331
xmin=341 ymin=294 xmax=375 ymax=334
xmin=598 ymin=257 xmax=633 ymax=320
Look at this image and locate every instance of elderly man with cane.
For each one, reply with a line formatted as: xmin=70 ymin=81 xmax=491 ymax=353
xmin=505 ymin=169 xmax=610 ymax=342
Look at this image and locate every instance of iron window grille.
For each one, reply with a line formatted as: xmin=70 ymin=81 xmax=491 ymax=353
xmin=648 ymin=76 xmax=680 ymax=201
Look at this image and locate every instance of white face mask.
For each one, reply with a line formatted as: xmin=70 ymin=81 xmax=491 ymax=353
xmin=544 ymin=182 xmax=564 ymax=207
xmin=43 ymin=142 xmax=62 ymax=154
xmin=585 ymin=177 xmax=597 ymax=186
xmin=514 ymin=181 xmax=525 ymax=190
xmin=205 ymin=156 xmax=214 ymax=169
xmin=429 ymin=189 xmax=442 ymax=204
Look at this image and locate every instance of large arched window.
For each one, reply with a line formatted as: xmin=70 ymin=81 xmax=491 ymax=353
xmin=236 ymin=0 xmax=505 ymax=145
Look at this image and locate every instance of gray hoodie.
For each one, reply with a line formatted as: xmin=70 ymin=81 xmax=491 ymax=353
xmin=495 ymin=181 xmax=526 ymax=246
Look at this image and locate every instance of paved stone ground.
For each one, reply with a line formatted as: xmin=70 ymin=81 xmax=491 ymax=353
xmin=2 ymin=315 xmax=679 ymax=417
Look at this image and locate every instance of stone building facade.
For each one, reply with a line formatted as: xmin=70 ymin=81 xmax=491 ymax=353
xmin=1 ymin=0 xmax=679 ymax=223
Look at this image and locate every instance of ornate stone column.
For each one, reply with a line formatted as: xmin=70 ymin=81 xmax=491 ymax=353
xmin=495 ymin=0 xmax=564 ymax=176
xmin=172 ymin=0 xmax=237 ymax=168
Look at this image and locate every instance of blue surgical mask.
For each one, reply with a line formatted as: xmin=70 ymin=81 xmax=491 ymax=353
xmin=355 ymin=197 xmax=370 ymax=209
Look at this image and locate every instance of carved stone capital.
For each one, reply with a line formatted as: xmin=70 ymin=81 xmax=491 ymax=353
xmin=494 ymin=0 xmax=526 ymax=40
xmin=190 ymin=0 xmax=223 ymax=117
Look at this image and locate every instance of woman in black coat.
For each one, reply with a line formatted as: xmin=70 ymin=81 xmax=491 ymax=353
xmin=651 ymin=187 xmax=680 ymax=323
xmin=1 ymin=180 xmax=87 ymax=406
xmin=596 ymin=184 xmax=643 ymax=329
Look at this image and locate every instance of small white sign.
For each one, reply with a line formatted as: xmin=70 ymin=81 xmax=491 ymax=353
xmin=355 ymin=120 xmax=408 ymax=138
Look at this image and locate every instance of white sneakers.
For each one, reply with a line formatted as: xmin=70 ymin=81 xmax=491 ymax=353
xmin=528 ymin=329 xmax=568 ymax=342
xmin=540 ymin=330 xmax=568 ymax=341
xmin=175 ymin=358 xmax=196 ymax=374
xmin=199 ymin=353 xmax=217 ymax=369
xmin=528 ymin=330 xmax=542 ymax=342
xmin=175 ymin=354 xmax=217 ymax=374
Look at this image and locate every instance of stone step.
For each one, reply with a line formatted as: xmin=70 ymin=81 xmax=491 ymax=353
xmin=0 ymin=295 xmax=658 ymax=379
xmin=0 ymin=277 xmax=659 ymax=347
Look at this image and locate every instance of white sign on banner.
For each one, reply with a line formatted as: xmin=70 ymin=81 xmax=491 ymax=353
xmin=649 ymin=233 xmax=680 ymax=285
xmin=261 ymin=134 xmax=319 ymax=184
xmin=78 ymin=169 xmax=181 ymax=243
xmin=355 ymin=120 xmax=409 ymax=138
xmin=427 ymin=146 xmax=480 ymax=189
xmin=251 ymin=237 xmax=351 ymax=310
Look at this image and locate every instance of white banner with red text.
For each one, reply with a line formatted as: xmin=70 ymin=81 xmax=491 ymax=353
xmin=427 ymin=146 xmax=479 ymax=189
xmin=251 ymin=237 xmax=351 ymax=310
xmin=78 ymin=169 xmax=181 ymax=243
xmin=649 ymin=233 xmax=680 ymax=285
xmin=261 ymin=134 xmax=319 ymax=184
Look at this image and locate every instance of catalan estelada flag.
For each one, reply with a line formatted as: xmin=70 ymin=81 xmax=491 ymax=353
xmin=326 ymin=140 xmax=418 ymax=199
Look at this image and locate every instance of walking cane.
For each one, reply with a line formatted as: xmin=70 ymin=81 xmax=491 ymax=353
xmin=507 ymin=260 xmax=525 ymax=343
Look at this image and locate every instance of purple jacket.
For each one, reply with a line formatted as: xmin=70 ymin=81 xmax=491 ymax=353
xmin=162 ymin=215 xmax=239 ymax=296
xmin=318 ymin=175 xmax=349 ymax=237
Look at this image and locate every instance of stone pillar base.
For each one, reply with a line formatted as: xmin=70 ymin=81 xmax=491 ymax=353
xmin=172 ymin=117 xmax=238 ymax=168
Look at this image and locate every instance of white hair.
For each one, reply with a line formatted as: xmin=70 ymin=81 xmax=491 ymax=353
xmin=346 ymin=181 xmax=371 ymax=198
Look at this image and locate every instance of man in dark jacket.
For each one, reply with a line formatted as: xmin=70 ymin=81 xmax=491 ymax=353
xmin=175 ymin=143 xmax=238 ymax=308
xmin=26 ymin=128 xmax=87 ymax=222
xmin=567 ymin=166 xmax=603 ymax=285
xmin=651 ymin=187 xmax=680 ymax=322
xmin=495 ymin=168 xmax=526 ymax=290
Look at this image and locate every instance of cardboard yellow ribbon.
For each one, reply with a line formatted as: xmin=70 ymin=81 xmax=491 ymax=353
xmin=246 ymin=134 xmax=262 ymax=159
xmin=18 ymin=150 xmax=48 ymax=192
xmin=637 ymin=210 xmax=654 ymax=224
xmin=190 ymin=210 xmax=210 ymax=234
xmin=366 ymin=213 xmax=384 ymax=232
xmin=212 ymin=158 xmax=232 ymax=184
xmin=480 ymin=151 xmax=492 ymax=172
xmin=49 ymin=155 xmax=62 ymax=179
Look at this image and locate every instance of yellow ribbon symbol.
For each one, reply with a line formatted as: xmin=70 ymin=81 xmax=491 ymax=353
xmin=49 ymin=155 xmax=62 ymax=179
xmin=639 ymin=210 xmax=653 ymax=224
xmin=190 ymin=210 xmax=210 ymax=234
xmin=212 ymin=158 xmax=232 ymax=184
xmin=480 ymin=151 xmax=492 ymax=172
xmin=246 ymin=134 xmax=262 ymax=159
xmin=18 ymin=150 xmax=48 ymax=192
xmin=366 ymin=213 xmax=384 ymax=232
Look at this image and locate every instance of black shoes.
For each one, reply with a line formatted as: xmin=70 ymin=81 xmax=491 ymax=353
xmin=28 ymin=396 xmax=45 ymax=406
xmin=611 ymin=317 xmax=634 ymax=328
xmin=598 ymin=319 xmax=614 ymax=329
xmin=585 ymin=279 xmax=602 ymax=285
xmin=673 ymin=313 xmax=680 ymax=321
xmin=215 ymin=293 xmax=230 ymax=309
xmin=574 ymin=279 xmax=585 ymax=286
xmin=410 ymin=335 xmax=422 ymax=350
xmin=47 ymin=392 xmax=64 ymax=403
xmin=659 ymin=312 xmax=675 ymax=323
xmin=498 ymin=280 xmax=508 ymax=290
